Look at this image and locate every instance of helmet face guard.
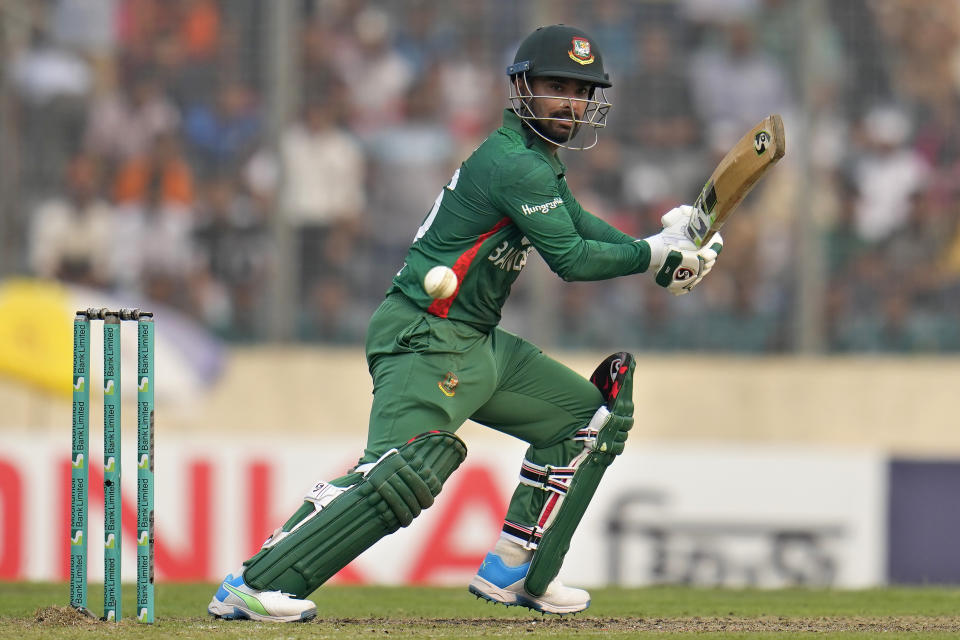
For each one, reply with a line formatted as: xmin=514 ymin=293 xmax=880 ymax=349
xmin=508 ymin=69 xmax=611 ymax=151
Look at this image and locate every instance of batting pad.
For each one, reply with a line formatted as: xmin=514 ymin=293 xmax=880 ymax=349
xmin=242 ymin=431 xmax=467 ymax=597
xmin=523 ymin=352 xmax=635 ymax=596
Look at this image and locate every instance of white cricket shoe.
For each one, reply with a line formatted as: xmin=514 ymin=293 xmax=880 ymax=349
xmin=468 ymin=552 xmax=590 ymax=614
xmin=208 ymin=573 xmax=316 ymax=622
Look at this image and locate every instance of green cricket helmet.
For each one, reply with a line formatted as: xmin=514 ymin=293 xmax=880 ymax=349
xmin=507 ymin=24 xmax=612 ymax=150
xmin=508 ymin=24 xmax=612 ymax=88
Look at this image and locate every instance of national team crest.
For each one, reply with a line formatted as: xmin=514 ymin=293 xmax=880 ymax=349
xmin=569 ymin=37 xmax=595 ymax=65
xmin=438 ymin=372 xmax=459 ymax=397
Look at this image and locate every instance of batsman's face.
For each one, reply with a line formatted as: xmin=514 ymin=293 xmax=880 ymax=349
xmin=526 ymin=76 xmax=593 ymax=143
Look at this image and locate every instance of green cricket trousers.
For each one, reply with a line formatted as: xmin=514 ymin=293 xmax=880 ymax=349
xmin=360 ymin=292 xmax=605 ymax=530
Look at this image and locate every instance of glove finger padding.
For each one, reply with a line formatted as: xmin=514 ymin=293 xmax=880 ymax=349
xmin=697 ymin=231 xmax=724 ymax=278
xmin=702 ymin=231 xmax=724 ymax=262
xmin=642 ymin=204 xmax=700 ymax=270
xmin=707 ymin=231 xmax=724 ymax=256
xmin=661 ymin=204 xmax=697 ymax=228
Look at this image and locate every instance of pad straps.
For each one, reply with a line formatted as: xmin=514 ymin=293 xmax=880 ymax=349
xmin=519 ymin=459 xmax=577 ymax=496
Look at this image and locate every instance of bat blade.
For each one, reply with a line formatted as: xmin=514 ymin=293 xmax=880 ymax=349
xmin=686 ymin=114 xmax=786 ymax=248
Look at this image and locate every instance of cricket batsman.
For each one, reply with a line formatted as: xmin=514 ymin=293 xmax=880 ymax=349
xmin=208 ymin=23 xmax=723 ymax=622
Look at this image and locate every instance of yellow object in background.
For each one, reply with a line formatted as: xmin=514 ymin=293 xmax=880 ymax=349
xmin=0 ymin=278 xmax=73 ymax=397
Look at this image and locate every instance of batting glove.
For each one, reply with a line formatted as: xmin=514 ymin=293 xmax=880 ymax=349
xmin=641 ymin=204 xmax=724 ymax=296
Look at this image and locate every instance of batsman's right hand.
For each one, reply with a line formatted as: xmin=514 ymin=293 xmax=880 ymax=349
xmin=641 ymin=204 xmax=724 ymax=295
xmin=696 ymin=232 xmax=724 ymax=281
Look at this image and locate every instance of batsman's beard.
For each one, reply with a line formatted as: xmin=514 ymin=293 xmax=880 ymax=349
xmin=533 ymin=111 xmax=580 ymax=144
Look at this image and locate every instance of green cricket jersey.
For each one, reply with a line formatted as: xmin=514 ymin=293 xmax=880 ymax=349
xmin=388 ymin=109 xmax=654 ymax=332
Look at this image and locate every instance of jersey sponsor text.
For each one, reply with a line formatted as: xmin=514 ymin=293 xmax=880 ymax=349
xmin=520 ymin=197 xmax=563 ymax=216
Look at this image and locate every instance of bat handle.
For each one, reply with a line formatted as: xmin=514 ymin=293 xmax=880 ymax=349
xmin=686 ymin=204 xmax=712 ymax=249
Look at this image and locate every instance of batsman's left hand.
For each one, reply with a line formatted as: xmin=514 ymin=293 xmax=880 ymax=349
xmin=641 ymin=205 xmax=696 ymax=270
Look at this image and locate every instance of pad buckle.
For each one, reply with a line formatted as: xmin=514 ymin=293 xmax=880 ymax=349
xmin=519 ymin=460 xmax=576 ymax=496
xmin=502 ymin=519 xmax=544 ymax=550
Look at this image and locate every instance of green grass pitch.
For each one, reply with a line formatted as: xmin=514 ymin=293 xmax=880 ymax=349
xmin=2 ymin=582 xmax=960 ymax=639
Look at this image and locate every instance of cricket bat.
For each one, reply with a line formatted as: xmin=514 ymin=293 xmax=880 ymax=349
xmin=685 ymin=114 xmax=786 ymax=248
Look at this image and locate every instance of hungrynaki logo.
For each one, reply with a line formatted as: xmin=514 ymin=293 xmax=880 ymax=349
xmin=521 ymin=197 xmax=563 ymax=216
xmin=569 ymin=37 xmax=595 ymax=65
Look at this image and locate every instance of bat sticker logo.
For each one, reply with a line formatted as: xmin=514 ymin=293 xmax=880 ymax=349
xmin=686 ymin=200 xmax=712 ymax=244
xmin=754 ymin=130 xmax=771 ymax=155
xmin=674 ymin=267 xmax=695 ymax=281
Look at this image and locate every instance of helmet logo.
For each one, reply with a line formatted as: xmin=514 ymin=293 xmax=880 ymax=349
xmin=569 ymin=37 xmax=595 ymax=65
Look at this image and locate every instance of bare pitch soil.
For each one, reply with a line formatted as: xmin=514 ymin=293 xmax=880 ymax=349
xmin=30 ymin=606 xmax=960 ymax=634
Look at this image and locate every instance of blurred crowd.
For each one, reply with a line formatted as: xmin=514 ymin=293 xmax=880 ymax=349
xmin=4 ymin=0 xmax=960 ymax=352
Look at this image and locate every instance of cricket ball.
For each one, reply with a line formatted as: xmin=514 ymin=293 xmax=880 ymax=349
xmin=423 ymin=265 xmax=457 ymax=299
